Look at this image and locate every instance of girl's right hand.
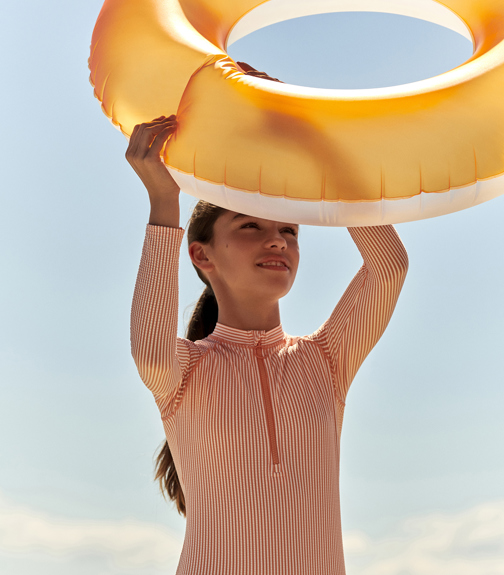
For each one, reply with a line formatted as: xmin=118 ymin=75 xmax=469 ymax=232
xmin=125 ymin=115 xmax=180 ymax=199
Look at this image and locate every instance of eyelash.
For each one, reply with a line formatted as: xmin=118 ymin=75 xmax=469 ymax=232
xmin=240 ymin=222 xmax=298 ymax=236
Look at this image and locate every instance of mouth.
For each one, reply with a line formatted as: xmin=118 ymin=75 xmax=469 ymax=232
xmin=256 ymin=262 xmax=289 ymax=271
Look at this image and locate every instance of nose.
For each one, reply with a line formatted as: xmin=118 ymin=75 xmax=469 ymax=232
xmin=265 ymin=229 xmax=287 ymax=250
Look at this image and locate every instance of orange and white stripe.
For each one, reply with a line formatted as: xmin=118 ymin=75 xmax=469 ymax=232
xmin=131 ymin=223 xmax=408 ymax=575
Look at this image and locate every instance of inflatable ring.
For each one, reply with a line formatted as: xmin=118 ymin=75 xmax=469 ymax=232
xmin=89 ymin=0 xmax=504 ymax=226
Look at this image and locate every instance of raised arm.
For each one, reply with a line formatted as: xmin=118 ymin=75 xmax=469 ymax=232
xmin=127 ymin=115 xmax=190 ymax=403
xmin=308 ymin=225 xmax=409 ymax=404
xmin=131 ymin=224 xmax=187 ymax=400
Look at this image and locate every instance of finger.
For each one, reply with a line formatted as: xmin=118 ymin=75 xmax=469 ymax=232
xmin=146 ymin=124 xmax=177 ymax=159
xmin=135 ymin=120 xmax=177 ymax=159
xmin=127 ymin=121 xmax=151 ymax=159
xmin=147 ymin=121 xmax=178 ymax=149
xmin=246 ymin=70 xmax=267 ymax=78
xmin=142 ymin=115 xmax=176 ymax=128
xmin=127 ymin=116 xmax=176 ymax=160
xmin=237 ymin=61 xmax=257 ymax=73
xmin=126 ymin=123 xmax=142 ymax=158
xmin=151 ymin=114 xmax=175 ymax=122
xmin=128 ymin=123 xmax=140 ymax=141
xmin=145 ymin=115 xmax=171 ymax=127
xmin=246 ymin=71 xmax=284 ymax=83
xmin=146 ymin=116 xmax=177 ymax=131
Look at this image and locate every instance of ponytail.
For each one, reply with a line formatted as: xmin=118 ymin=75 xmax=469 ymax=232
xmin=185 ymin=284 xmax=218 ymax=342
xmin=154 ymin=200 xmax=226 ymax=517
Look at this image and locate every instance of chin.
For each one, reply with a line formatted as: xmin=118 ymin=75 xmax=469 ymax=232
xmin=269 ymin=283 xmax=294 ymax=300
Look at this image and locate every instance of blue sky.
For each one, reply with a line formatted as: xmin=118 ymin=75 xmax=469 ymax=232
xmin=1 ymin=1 xmax=503 ymax=573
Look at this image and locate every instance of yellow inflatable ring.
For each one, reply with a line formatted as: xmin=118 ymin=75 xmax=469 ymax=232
xmin=89 ymin=0 xmax=504 ymax=226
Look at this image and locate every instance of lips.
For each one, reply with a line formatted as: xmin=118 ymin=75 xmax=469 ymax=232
xmin=256 ymin=257 xmax=290 ymax=270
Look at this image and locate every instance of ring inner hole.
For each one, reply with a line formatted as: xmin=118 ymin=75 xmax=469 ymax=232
xmin=227 ymin=11 xmax=474 ymax=90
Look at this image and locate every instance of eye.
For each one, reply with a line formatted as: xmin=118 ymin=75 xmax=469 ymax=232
xmin=240 ymin=222 xmax=260 ymax=229
xmin=281 ymin=227 xmax=298 ymax=236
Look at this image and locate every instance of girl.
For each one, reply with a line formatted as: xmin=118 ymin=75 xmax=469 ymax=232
xmin=126 ymin=65 xmax=409 ymax=575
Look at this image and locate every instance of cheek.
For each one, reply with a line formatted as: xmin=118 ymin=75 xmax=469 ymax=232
xmin=226 ymin=235 xmax=256 ymax=256
xmin=217 ymin=241 xmax=255 ymax=275
xmin=290 ymin=245 xmax=300 ymax=268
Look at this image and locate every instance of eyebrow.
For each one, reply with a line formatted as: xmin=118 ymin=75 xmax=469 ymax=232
xmin=231 ymin=213 xmax=299 ymax=228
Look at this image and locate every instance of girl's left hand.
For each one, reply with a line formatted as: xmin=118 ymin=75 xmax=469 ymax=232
xmin=236 ymin=61 xmax=284 ymax=83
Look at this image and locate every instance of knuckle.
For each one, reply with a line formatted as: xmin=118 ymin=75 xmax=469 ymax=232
xmin=146 ymin=153 xmax=160 ymax=163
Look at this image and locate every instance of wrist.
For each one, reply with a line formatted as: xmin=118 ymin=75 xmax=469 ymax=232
xmin=148 ymin=192 xmax=180 ymax=228
xmin=147 ymin=184 xmax=180 ymax=203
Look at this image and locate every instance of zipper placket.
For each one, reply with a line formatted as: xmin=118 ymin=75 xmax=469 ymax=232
xmin=254 ymin=342 xmax=281 ymax=475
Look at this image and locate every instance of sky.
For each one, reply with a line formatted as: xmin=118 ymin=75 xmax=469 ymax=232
xmin=1 ymin=1 xmax=504 ymax=573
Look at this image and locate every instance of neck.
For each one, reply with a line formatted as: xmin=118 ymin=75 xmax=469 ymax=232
xmin=215 ymin=295 xmax=281 ymax=332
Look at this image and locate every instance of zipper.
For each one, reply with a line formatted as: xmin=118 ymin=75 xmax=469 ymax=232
xmin=254 ymin=343 xmax=282 ymax=475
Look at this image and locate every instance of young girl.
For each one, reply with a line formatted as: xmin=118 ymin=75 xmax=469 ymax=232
xmin=126 ymin=66 xmax=409 ymax=575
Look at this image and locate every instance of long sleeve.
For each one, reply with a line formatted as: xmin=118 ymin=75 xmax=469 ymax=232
xmin=308 ymin=224 xmax=409 ymax=404
xmin=130 ymin=224 xmax=190 ymax=403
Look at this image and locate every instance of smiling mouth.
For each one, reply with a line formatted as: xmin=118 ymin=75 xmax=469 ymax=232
xmin=257 ymin=262 xmax=289 ymax=270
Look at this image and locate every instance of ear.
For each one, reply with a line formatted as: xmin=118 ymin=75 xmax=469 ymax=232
xmin=188 ymin=241 xmax=214 ymax=273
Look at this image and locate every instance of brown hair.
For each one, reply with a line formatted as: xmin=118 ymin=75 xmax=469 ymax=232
xmin=153 ymin=200 xmax=227 ymax=516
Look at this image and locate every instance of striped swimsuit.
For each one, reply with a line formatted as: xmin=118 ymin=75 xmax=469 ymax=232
xmin=131 ymin=224 xmax=408 ymax=575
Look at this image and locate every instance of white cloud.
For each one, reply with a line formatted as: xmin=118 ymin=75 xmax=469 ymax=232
xmin=2 ymin=492 xmax=504 ymax=573
xmin=0 ymin=492 xmax=183 ymax=570
xmin=343 ymin=500 xmax=504 ymax=575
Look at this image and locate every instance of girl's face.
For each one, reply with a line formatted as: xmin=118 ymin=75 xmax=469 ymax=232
xmin=190 ymin=211 xmax=300 ymax=303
